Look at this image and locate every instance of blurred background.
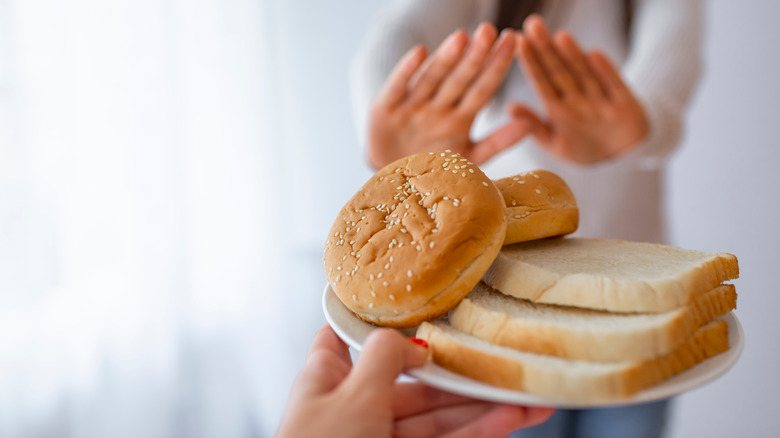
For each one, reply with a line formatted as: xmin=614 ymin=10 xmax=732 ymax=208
xmin=0 ymin=0 xmax=777 ymax=437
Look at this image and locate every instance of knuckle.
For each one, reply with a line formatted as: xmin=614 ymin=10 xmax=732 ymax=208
xmin=365 ymin=328 xmax=402 ymax=348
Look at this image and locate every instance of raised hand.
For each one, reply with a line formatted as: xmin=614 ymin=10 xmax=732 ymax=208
xmin=366 ymin=23 xmax=532 ymax=169
xmin=276 ymin=325 xmax=554 ymax=438
xmin=511 ymin=15 xmax=648 ymax=165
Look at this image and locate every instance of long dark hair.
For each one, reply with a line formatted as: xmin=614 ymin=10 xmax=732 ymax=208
xmin=495 ymin=0 xmax=635 ymax=40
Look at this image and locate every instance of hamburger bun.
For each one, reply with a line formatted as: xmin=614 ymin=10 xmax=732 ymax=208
xmin=324 ymin=151 xmax=507 ymax=328
xmin=494 ymin=170 xmax=578 ymax=245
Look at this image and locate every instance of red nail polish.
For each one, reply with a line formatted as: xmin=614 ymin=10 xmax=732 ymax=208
xmin=408 ymin=337 xmax=429 ymax=348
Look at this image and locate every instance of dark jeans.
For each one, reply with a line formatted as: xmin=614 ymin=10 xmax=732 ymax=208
xmin=509 ymin=399 xmax=671 ymax=438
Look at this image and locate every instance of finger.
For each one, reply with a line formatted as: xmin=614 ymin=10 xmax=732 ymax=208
xmin=457 ymin=29 xmax=515 ymax=114
xmin=515 ymin=34 xmax=557 ymax=103
xmin=588 ymin=50 xmax=631 ymax=101
xmin=375 ymin=45 xmax=428 ymax=108
xmin=432 ymin=22 xmax=498 ymax=108
xmin=306 ymin=324 xmax=352 ymax=366
xmin=467 ymin=118 xmax=532 ymax=165
xmin=393 ymin=401 xmax=495 ymax=438
xmin=522 ymin=15 xmax=579 ymax=96
xmin=442 ymin=405 xmax=556 ymax=438
xmin=507 ymin=103 xmax=553 ymax=145
xmin=393 ymin=381 xmax=477 ymax=419
xmin=293 ymin=326 xmax=353 ymax=396
xmin=553 ymin=31 xmax=604 ymax=99
xmin=407 ymin=30 xmax=469 ymax=105
xmin=346 ymin=329 xmax=428 ymax=395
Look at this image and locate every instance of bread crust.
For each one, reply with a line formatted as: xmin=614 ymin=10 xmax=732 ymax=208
xmin=323 ymin=152 xmax=507 ymax=328
xmin=483 ymin=238 xmax=740 ymax=313
xmin=494 ymin=171 xmax=578 ymax=245
xmin=416 ymin=319 xmax=730 ymax=403
xmin=450 ymin=282 xmax=737 ymax=362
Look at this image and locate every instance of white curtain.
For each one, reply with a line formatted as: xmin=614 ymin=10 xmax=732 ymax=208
xmin=0 ymin=0 xmax=298 ymax=436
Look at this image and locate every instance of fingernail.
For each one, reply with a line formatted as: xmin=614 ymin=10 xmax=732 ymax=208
xmin=408 ymin=337 xmax=429 ymax=348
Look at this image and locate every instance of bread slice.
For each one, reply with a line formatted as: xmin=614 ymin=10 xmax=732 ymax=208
xmin=416 ymin=319 xmax=730 ymax=403
xmin=483 ymin=238 xmax=739 ymax=313
xmin=450 ymin=282 xmax=736 ymax=362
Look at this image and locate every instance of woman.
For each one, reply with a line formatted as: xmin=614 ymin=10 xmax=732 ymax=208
xmin=350 ymin=0 xmax=703 ymax=436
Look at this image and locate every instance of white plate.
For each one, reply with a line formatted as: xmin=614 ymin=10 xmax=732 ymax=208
xmin=322 ymin=283 xmax=744 ymax=409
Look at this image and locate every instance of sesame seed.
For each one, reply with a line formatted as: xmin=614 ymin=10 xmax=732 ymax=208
xmin=518 ymin=180 xmax=525 ymax=184
xmin=336 ymin=275 xmax=341 ymax=281
xmin=431 ymin=228 xmax=438 ymax=233
xmin=407 ymin=270 xmax=413 ymax=277
xmin=462 ymin=172 xmax=466 ymax=177
xmin=482 ymin=182 xmax=489 ymax=187
xmin=389 ymin=294 xmax=395 ymax=300
xmin=336 ymin=266 xmax=342 ymax=271
xmin=389 ymin=256 xmax=393 ymax=262
xmin=385 ymin=263 xmax=390 ymax=269
xmin=416 ymin=245 xmax=422 ymax=251
xmin=400 ymin=228 xmax=407 ymax=233
xmin=370 ymin=291 xmax=376 ymax=297
xmin=535 ymin=189 xmax=541 ymax=194
xmin=370 ymin=273 xmax=374 ymax=280
xmin=512 ymin=201 xmax=517 ymax=206
xmin=533 ymin=173 xmax=541 ymax=179
xmin=383 ymin=281 xmax=389 ymax=287
xmin=352 ymin=294 xmax=356 ymax=301
xmin=369 ymin=303 xmax=374 ymax=308
xmin=377 ymin=272 xmax=383 ymax=278
xmin=349 ymin=240 xmax=355 ymax=245
xmin=469 ymin=169 xmax=474 ymax=173
xmin=429 ymin=242 xmax=435 ymax=248
xmin=443 ymin=196 xmax=449 ymax=200
xmin=445 ymin=149 xmax=452 ymax=152
xmin=393 ymin=310 xmax=399 ymax=314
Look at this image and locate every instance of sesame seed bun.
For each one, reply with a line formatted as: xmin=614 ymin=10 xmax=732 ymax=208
xmin=494 ymin=170 xmax=579 ymax=245
xmin=324 ymin=152 xmax=507 ymax=328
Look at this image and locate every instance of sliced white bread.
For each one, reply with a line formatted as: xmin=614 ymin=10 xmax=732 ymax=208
xmin=416 ymin=319 xmax=730 ymax=403
xmin=450 ymin=282 xmax=736 ymax=362
xmin=483 ymin=238 xmax=739 ymax=313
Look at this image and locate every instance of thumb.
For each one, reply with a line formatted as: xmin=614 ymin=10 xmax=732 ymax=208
xmin=507 ymin=103 xmax=552 ymax=144
xmin=468 ymin=118 xmax=532 ymax=165
xmin=346 ymin=329 xmax=428 ymax=395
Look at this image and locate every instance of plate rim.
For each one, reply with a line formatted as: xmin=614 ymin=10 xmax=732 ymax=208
xmin=322 ymin=283 xmax=744 ymax=408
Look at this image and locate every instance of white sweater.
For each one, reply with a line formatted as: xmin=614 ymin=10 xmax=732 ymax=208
xmin=350 ymin=0 xmax=703 ymax=244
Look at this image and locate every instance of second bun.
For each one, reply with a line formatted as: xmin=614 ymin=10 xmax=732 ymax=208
xmin=494 ymin=170 xmax=578 ymax=245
